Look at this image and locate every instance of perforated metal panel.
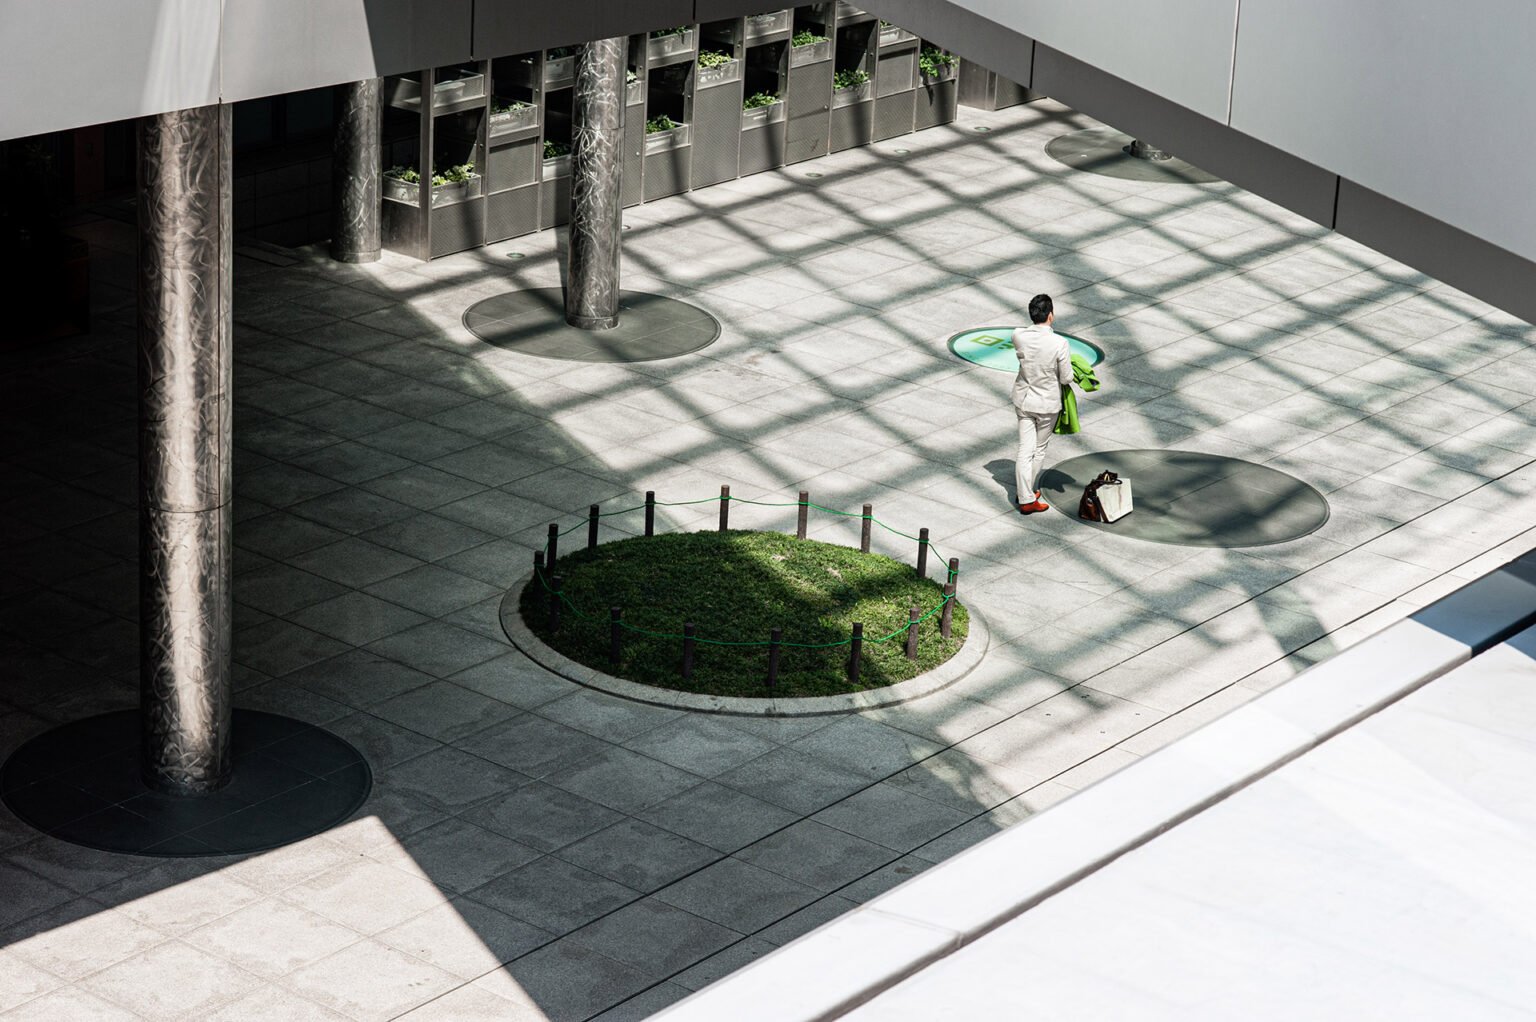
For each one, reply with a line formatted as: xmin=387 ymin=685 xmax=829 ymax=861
xmin=429 ymin=197 xmax=483 ymax=258
xmin=691 ymin=83 xmax=743 ymax=188
xmin=915 ymin=80 xmax=958 ymax=130
xmin=485 ymin=184 xmax=540 ymax=242
xmin=786 ymin=61 xmax=831 ymax=165
xmin=381 ymin=200 xmax=426 ymax=261
xmin=995 ymin=75 xmax=1030 ymax=109
xmin=644 ymin=147 xmax=691 ymax=200
xmin=873 ymin=90 xmax=914 ymax=141
xmin=876 ymin=51 xmax=916 ymax=98
xmin=487 ymin=138 xmax=539 ymax=190
xmin=830 ymin=101 xmax=873 ymax=152
xmin=622 ymin=114 xmax=644 ymax=208
xmin=540 ymin=175 xmax=571 ymax=229
xmin=740 ymin=120 xmax=787 ymax=176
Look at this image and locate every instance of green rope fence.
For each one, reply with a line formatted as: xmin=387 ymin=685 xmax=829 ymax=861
xmin=527 ymin=488 xmax=962 ymax=664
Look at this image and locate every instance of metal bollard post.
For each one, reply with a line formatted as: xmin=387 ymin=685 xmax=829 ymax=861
xmin=941 ymin=583 xmax=955 ymax=639
xmin=609 ymin=607 xmax=622 ymax=666
xmin=905 ymin=606 xmax=920 ymax=661
xmin=547 ymin=523 xmax=560 ymax=569
xmin=682 ymin=622 xmax=696 ymax=680
xmin=948 ymin=557 xmax=960 ymax=595
xmin=588 ymin=504 xmax=600 ymax=552
xmin=797 ymin=491 xmax=809 ymax=540
xmin=645 ymin=491 xmax=656 ymax=537
xmin=719 ymin=485 xmax=731 ymax=532
xmin=860 ymin=504 xmax=873 ymax=553
xmin=549 ymin=575 xmax=564 ymax=631
xmin=767 ymin=627 xmax=782 ymax=690
xmin=916 ymin=528 xmax=930 ymax=579
xmin=534 ymin=550 xmax=545 ymax=587
xmin=848 ymin=622 xmax=863 ymax=684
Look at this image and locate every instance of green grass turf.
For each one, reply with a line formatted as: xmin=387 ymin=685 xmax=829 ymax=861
xmin=520 ymin=529 xmax=969 ymax=698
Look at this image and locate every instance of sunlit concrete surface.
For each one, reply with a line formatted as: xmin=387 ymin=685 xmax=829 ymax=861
xmin=841 ymin=625 xmax=1536 ymax=1021
xmin=2 ymin=98 xmax=1536 ymax=1020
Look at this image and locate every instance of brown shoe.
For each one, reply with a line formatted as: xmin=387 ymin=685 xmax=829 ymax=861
xmin=1018 ymin=500 xmax=1050 ymax=514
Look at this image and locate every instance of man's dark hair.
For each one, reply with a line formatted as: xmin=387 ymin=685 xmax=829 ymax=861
xmin=1028 ymin=294 xmax=1053 ymax=324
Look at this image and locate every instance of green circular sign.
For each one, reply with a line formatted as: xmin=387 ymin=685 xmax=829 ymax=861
xmin=947 ymin=327 xmax=1104 ymax=373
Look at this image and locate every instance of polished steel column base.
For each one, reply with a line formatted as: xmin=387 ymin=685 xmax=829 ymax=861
xmin=1126 ymin=138 xmax=1173 ymax=161
xmin=566 ymin=314 xmax=620 ymax=331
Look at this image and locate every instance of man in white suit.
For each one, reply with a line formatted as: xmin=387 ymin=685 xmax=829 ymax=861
xmin=1012 ymin=294 xmax=1073 ymax=514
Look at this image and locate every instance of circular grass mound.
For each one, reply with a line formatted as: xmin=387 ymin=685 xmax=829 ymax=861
xmin=519 ymin=530 xmax=969 ymax=699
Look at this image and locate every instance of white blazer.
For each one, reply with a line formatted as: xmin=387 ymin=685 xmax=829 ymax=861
xmin=1011 ymin=322 xmax=1073 ymax=415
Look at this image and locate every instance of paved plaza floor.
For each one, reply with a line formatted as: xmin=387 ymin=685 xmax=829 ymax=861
xmin=3 ymin=98 xmax=1536 ymax=1020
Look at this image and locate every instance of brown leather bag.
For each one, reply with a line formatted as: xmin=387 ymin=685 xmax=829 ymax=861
xmin=1078 ymin=471 xmax=1118 ymax=522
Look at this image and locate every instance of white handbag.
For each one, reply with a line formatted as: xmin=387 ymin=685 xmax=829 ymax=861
xmin=1098 ymin=477 xmax=1134 ymax=522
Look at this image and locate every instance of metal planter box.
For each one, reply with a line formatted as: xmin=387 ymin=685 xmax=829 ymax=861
xmin=835 ymin=2 xmax=870 ymax=21
xmin=381 ymin=175 xmax=418 ymax=205
xmin=626 ymin=79 xmax=645 ymax=106
xmin=544 ymin=55 xmax=576 ymax=85
xmin=790 ymin=39 xmax=832 ymax=66
xmin=745 ymin=11 xmax=792 ymax=40
xmin=879 ymin=24 xmax=916 ymax=46
xmin=647 ymin=28 xmax=696 ymax=62
xmin=489 ymin=104 xmax=538 ymax=136
xmin=831 ymin=80 xmax=872 ymax=108
xmin=389 ymin=72 xmax=486 ymax=111
xmin=697 ymin=59 xmax=742 ymax=89
xmin=919 ymin=63 xmax=958 ymax=86
xmin=644 ymin=123 xmax=691 ymax=154
xmin=741 ymin=101 xmax=787 ymax=128
xmin=381 ymin=174 xmax=482 ymax=207
xmin=542 ymin=155 xmax=571 ymax=179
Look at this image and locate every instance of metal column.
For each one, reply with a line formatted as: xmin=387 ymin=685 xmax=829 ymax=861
xmin=565 ymin=38 xmax=626 ymax=330
xmin=331 ymin=78 xmax=383 ymax=263
xmin=136 ymin=104 xmax=234 ymax=795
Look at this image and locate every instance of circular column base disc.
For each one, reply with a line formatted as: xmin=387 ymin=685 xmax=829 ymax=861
xmin=463 ymin=289 xmax=721 ymax=363
xmin=1041 ymin=450 xmax=1330 ymax=547
xmin=1046 ymin=127 xmax=1220 ymax=184
xmin=949 ymin=327 xmax=1105 ymax=372
xmin=0 ymin=710 xmax=371 ymax=857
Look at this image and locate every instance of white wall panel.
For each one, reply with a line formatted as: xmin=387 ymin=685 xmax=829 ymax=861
xmin=0 ymin=0 xmax=220 ymax=138
xmin=869 ymin=0 xmax=1240 ymax=121
xmin=221 ymin=0 xmax=472 ymax=104
xmin=1231 ymin=0 xmax=1536 ymax=265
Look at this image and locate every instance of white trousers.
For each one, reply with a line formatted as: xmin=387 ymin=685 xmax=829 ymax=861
xmin=1015 ymin=410 xmax=1056 ymax=503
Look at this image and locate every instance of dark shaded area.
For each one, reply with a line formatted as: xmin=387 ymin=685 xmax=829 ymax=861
xmin=2 ymin=710 xmax=369 ymax=856
xmin=463 ymin=287 xmax=721 ymax=361
xmin=1041 ymin=449 xmax=1331 ymax=547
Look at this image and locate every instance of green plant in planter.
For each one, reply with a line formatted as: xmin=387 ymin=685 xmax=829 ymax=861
xmin=384 ymin=166 xmax=421 ymax=184
xmin=649 ymin=26 xmax=687 ymax=38
xmin=791 ymin=29 xmax=827 ymax=46
xmin=918 ymin=47 xmax=958 ymax=79
xmin=626 ymin=68 xmax=639 ymax=84
xmin=645 ymin=114 xmax=679 ymax=133
xmin=438 ymin=162 xmax=475 ymax=184
xmin=491 ymin=98 xmax=531 ymax=115
xmin=547 ymin=46 xmax=575 ymax=59
xmin=832 ymin=68 xmax=871 ymax=91
xmin=742 ymin=92 xmax=781 ymax=110
xmin=543 ymin=140 xmax=571 ymax=159
xmin=697 ymin=49 xmax=733 ymax=68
